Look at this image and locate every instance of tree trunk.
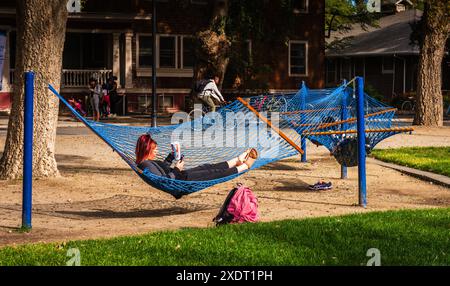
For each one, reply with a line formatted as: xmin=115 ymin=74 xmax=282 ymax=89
xmin=0 ymin=0 xmax=68 ymax=180
xmin=190 ymin=0 xmax=230 ymax=105
xmin=414 ymin=1 xmax=449 ymax=126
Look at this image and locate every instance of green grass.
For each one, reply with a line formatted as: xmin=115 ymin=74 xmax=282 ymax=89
xmin=0 ymin=208 xmax=449 ymax=266
xmin=372 ymin=147 xmax=450 ymax=177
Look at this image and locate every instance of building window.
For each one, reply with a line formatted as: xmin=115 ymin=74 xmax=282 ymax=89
xmin=340 ymin=58 xmax=352 ymax=81
xmin=159 ymin=95 xmax=174 ymax=109
xmin=158 ymin=35 xmax=177 ymax=68
xmin=289 ymin=41 xmax=307 ymax=76
xmin=382 ymin=56 xmax=394 ymax=74
xmin=137 ymin=34 xmax=153 ymax=69
xmin=136 ymin=34 xmax=194 ymax=77
xmin=293 ymin=0 xmax=308 ymax=14
xmin=138 ymin=95 xmax=151 ymax=112
xmin=326 ymin=59 xmax=337 ymax=85
xmin=182 ymin=36 xmax=195 ymax=69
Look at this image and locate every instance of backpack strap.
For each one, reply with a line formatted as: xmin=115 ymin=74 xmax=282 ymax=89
xmin=213 ymin=187 xmax=238 ymax=225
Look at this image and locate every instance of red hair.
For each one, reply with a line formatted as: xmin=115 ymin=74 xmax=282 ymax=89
xmin=135 ymin=134 xmax=157 ymax=164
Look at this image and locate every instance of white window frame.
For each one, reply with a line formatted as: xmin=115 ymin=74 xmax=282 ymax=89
xmin=136 ymin=33 xmax=153 ymax=70
xmin=382 ymin=56 xmax=394 ymax=74
xmin=288 ymin=40 xmax=308 ymax=77
xmin=157 ymin=34 xmax=178 ymax=69
xmin=180 ymin=35 xmax=195 ymax=70
xmin=136 ymin=34 xmax=193 ymax=77
xmin=293 ymin=0 xmax=309 ymax=14
xmin=158 ymin=94 xmax=175 ymax=109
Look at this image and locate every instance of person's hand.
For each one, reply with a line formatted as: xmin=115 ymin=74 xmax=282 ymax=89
xmin=174 ymin=159 xmax=185 ymax=171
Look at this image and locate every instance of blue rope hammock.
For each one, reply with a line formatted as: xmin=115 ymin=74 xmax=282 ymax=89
xmin=49 ymin=81 xmax=411 ymax=198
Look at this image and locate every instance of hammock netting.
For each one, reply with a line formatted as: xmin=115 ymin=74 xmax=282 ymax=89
xmin=49 ymin=82 xmax=411 ymax=198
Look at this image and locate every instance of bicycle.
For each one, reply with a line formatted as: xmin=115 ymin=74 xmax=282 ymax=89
xmin=253 ymin=94 xmax=288 ymax=113
xmin=400 ymin=96 xmax=415 ymax=113
xmin=188 ymin=100 xmax=235 ymax=131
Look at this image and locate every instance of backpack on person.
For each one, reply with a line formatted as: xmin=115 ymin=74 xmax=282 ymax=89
xmin=193 ymin=79 xmax=211 ymax=97
xmin=213 ymin=184 xmax=259 ymax=226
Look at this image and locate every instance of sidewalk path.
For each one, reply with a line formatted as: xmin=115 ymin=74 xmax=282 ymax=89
xmin=368 ymin=158 xmax=450 ymax=188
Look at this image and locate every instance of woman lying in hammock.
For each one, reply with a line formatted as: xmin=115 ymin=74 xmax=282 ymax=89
xmin=135 ymin=134 xmax=258 ymax=181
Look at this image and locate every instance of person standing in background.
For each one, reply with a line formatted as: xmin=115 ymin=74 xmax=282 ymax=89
xmin=88 ymin=78 xmax=102 ymax=122
xmin=108 ymin=76 xmax=118 ymax=117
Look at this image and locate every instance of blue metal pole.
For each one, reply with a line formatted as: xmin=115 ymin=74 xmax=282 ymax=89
xmin=22 ymin=71 xmax=34 ymax=229
xmin=356 ymin=77 xmax=367 ymax=207
xmin=341 ymin=80 xmax=348 ymax=179
xmin=300 ymin=81 xmax=307 ymax=162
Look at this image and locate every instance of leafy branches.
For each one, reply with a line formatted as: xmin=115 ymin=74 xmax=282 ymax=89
xmin=326 ymin=0 xmax=380 ymax=39
xmin=325 ymin=0 xmax=380 ymax=50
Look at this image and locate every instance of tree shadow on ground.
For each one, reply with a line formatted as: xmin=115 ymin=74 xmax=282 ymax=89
xmin=0 ymin=195 xmax=217 ymax=220
xmin=259 ymin=162 xmax=309 ymax=171
xmin=253 ymin=178 xmax=353 ymax=207
xmin=55 ymin=154 xmax=91 ymax=163
xmin=256 ymin=194 xmax=354 ymax=207
xmin=53 ymin=207 xmax=212 ymax=219
xmin=255 ymin=178 xmax=313 ymax=192
xmin=58 ymin=165 xmax=132 ymax=175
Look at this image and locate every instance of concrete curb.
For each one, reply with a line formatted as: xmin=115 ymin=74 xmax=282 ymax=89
xmin=368 ymin=158 xmax=450 ymax=188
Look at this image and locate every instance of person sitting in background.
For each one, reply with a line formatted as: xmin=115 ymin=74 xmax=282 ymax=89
xmin=135 ymin=134 xmax=258 ymax=182
xmin=68 ymin=97 xmax=86 ymax=116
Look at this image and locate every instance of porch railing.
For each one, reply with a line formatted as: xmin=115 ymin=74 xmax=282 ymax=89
xmin=62 ymin=69 xmax=112 ymax=88
xmin=8 ymin=69 xmax=113 ymax=88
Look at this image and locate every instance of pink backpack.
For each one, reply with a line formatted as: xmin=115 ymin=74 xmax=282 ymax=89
xmin=213 ymin=184 xmax=259 ymax=225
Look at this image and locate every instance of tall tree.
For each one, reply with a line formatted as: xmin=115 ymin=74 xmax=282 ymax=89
xmin=413 ymin=0 xmax=449 ymax=126
xmin=325 ymin=0 xmax=379 ymax=49
xmin=190 ymin=0 xmax=299 ymax=102
xmin=191 ymin=0 xmax=379 ymax=90
xmin=193 ymin=0 xmax=231 ymax=86
xmin=0 ymin=0 xmax=68 ymax=179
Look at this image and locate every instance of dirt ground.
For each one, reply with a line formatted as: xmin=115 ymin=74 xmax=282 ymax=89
xmin=0 ymin=124 xmax=449 ymax=247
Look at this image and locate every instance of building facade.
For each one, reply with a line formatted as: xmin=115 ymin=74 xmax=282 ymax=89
xmin=0 ymin=0 xmax=325 ymax=114
xmin=326 ymin=4 xmax=450 ymax=103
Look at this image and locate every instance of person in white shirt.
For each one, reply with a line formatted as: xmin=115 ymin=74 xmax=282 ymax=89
xmin=199 ymin=76 xmax=225 ymax=112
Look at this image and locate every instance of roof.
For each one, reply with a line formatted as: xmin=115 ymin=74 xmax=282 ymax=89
xmin=326 ymin=9 xmax=422 ymax=57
